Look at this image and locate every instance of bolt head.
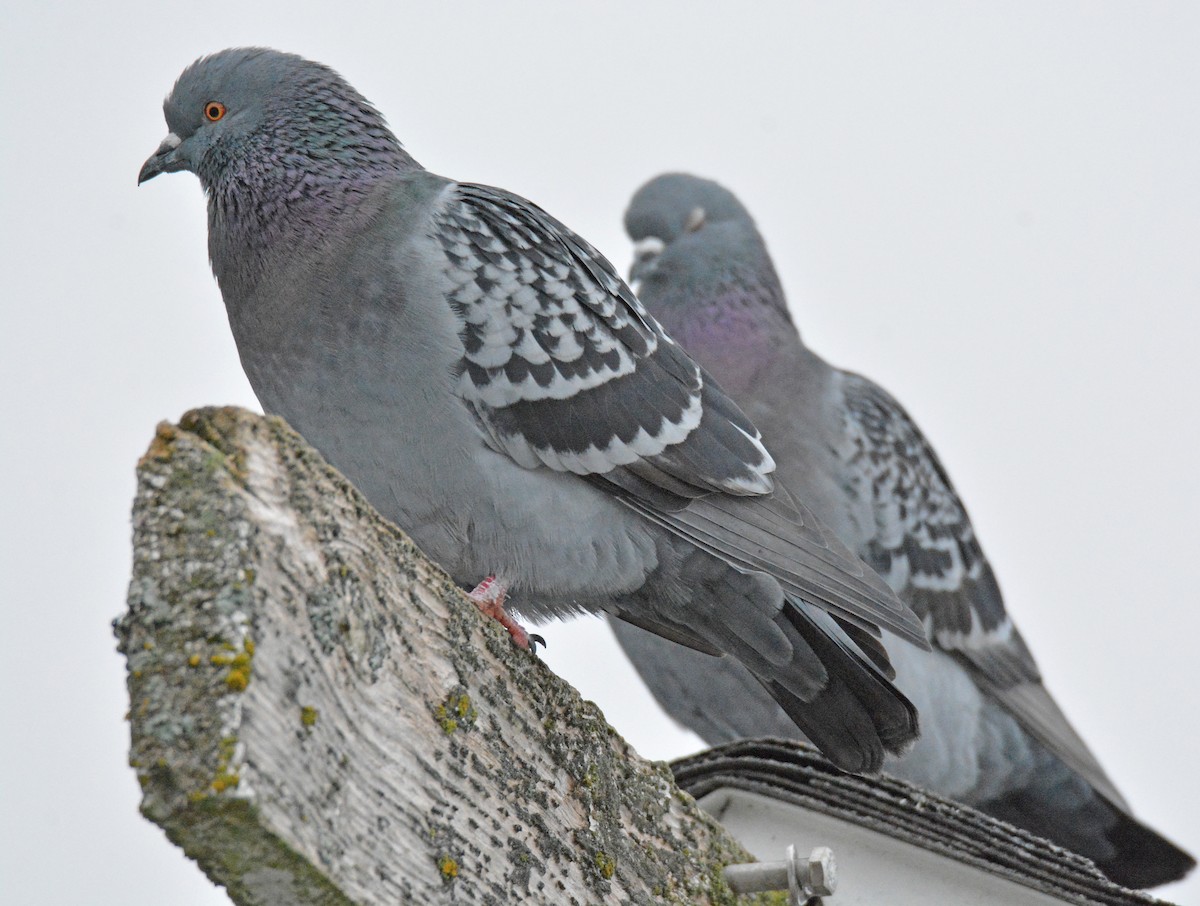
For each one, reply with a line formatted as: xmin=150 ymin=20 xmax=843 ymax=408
xmin=807 ymin=846 xmax=837 ymax=896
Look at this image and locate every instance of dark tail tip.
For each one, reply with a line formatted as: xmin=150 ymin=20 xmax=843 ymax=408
xmin=1096 ymin=811 xmax=1195 ymax=889
xmin=984 ymin=785 xmax=1194 ymax=889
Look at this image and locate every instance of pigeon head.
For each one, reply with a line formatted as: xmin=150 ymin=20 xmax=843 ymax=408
xmin=138 ymin=47 xmax=408 ymax=192
xmin=623 ymin=173 xmax=796 ymax=389
xmin=623 ymin=173 xmax=780 ymax=306
xmin=140 ymin=48 xmax=418 ymax=295
xmin=624 ymin=173 xmax=754 ymax=283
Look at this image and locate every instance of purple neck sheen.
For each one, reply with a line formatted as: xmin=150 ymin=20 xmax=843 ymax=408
xmin=659 ymin=291 xmax=792 ymax=397
xmin=205 ymin=91 xmax=418 ymax=297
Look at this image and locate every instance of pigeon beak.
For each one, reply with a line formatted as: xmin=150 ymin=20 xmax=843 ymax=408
xmin=138 ymin=133 xmax=185 ymax=184
xmin=629 ymin=236 xmax=666 ymax=285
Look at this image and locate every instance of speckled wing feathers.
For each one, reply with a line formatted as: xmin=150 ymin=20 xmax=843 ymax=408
xmin=434 ymin=183 xmax=773 ymax=496
xmin=837 ymin=374 xmax=1130 ymax=799
xmin=839 ymin=372 xmax=1041 ymax=685
xmin=442 ymin=185 xmax=658 ymax=405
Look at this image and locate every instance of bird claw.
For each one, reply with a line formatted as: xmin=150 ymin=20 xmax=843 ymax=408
xmin=466 ymin=576 xmax=543 ymax=653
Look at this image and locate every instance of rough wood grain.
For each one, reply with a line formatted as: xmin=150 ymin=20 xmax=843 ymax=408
xmin=115 ymin=407 xmax=764 ymax=905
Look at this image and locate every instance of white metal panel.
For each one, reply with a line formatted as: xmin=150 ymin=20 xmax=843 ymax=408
xmin=701 ymin=789 xmax=1070 ymax=905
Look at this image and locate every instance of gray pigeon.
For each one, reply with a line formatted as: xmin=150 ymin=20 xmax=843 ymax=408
xmin=137 ymin=48 xmax=933 ymax=775
xmin=616 ymin=172 xmax=1194 ymax=888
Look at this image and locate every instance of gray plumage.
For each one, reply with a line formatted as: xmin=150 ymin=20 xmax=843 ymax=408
xmin=617 ymin=172 xmax=1194 ymax=888
xmin=138 ymin=48 xmax=931 ymax=775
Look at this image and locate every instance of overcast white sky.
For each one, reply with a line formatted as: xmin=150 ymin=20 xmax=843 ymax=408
xmin=2 ymin=2 xmax=1197 ymax=903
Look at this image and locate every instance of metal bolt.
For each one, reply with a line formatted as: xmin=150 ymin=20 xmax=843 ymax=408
xmin=724 ymin=844 xmax=837 ymax=903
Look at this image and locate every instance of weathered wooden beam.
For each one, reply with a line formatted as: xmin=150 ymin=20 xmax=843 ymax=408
xmin=115 ymin=407 xmax=764 ymax=905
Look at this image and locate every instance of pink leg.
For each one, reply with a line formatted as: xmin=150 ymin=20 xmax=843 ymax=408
xmin=466 ymin=576 xmax=543 ymax=651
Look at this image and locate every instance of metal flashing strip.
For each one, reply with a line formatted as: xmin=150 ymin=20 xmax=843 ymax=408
xmin=673 ymin=740 xmax=1166 ymax=906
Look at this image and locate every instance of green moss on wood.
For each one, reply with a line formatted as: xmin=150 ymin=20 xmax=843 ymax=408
xmin=162 ymin=798 xmax=355 ymax=906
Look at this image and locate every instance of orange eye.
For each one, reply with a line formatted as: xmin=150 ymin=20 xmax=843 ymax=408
xmin=204 ymin=101 xmax=226 ymax=122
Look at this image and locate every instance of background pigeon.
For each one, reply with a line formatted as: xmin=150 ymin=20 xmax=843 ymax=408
xmin=615 ymin=172 xmax=1195 ymax=888
xmin=137 ymin=48 xmax=933 ymax=776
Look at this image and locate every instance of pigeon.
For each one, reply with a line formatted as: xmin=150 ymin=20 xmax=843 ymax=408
xmin=137 ymin=48 xmax=932 ymax=775
xmin=615 ymin=172 xmax=1194 ymax=888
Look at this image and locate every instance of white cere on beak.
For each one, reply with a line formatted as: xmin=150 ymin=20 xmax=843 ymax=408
xmin=684 ymin=206 xmax=707 ymax=233
xmin=630 ymin=236 xmax=666 ymax=293
xmin=160 ymin=132 xmax=182 ymax=151
xmin=633 ymin=236 xmax=666 ymax=259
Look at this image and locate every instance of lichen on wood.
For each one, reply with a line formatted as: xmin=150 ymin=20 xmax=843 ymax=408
xmin=115 ymin=407 xmax=766 ymax=905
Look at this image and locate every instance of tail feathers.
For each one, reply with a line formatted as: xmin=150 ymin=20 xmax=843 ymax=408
xmin=759 ymin=600 xmax=919 ymax=774
xmin=981 ymin=754 xmax=1195 ymax=889
xmin=1098 ymin=809 xmax=1195 ymax=889
xmin=832 ymin=614 xmax=894 ymax=679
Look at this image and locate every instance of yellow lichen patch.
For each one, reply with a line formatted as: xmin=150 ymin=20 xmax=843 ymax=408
xmin=437 ymin=856 xmax=459 ymax=880
xmin=434 ymin=707 xmax=457 ymax=734
xmin=213 ymin=638 xmax=255 ymax=692
xmin=181 ymin=410 xmax=250 ymax=481
xmin=188 ymin=653 xmax=202 ymax=668
xmin=594 ymin=851 xmax=616 ymax=880
xmin=434 ymin=691 xmax=477 ymax=734
xmin=300 ymin=706 xmax=319 ymax=728
xmin=206 ymin=735 xmax=241 ymax=795
xmin=138 ymin=421 xmax=177 ymax=465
